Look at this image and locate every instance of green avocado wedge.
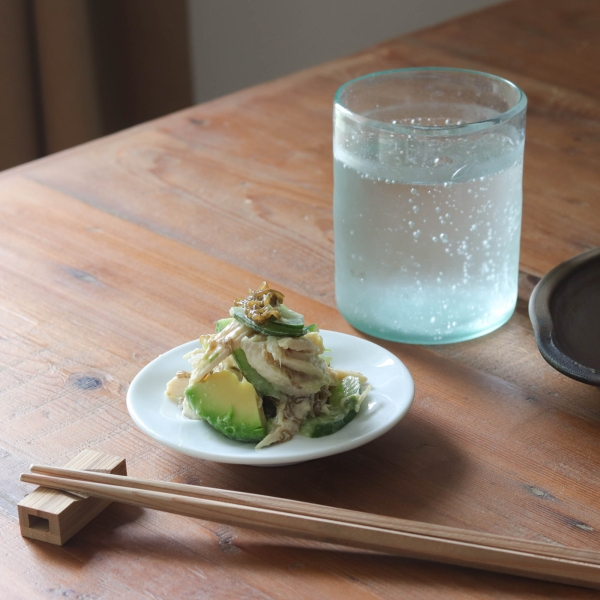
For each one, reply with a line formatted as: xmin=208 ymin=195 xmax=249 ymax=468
xmin=185 ymin=370 xmax=267 ymax=442
xmin=299 ymin=376 xmax=366 ymax=439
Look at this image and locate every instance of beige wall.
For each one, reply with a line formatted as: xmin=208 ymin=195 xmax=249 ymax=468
xmin=187 ymin=0 xmax=504 ymax=103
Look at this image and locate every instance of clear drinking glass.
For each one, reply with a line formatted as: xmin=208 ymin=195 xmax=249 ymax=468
xmin=333 ymin=67 xmax=527 ymax=344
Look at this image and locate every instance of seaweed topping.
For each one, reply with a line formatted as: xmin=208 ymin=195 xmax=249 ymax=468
xmin=234 ymin=282 xmax=285 ymax=324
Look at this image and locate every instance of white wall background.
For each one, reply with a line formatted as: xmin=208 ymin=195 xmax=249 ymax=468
xmin=187 ymin=0 xmax=503 ymax=104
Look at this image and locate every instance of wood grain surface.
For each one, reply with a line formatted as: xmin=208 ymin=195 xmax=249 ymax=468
xmin=2 ymin=0 xmax=600 ymax=597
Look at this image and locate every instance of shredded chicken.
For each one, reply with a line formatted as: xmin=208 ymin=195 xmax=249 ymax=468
xmin=241 ymin=335 xmax=331 ymax=397
xmin=328 ymin=367 xmax=368 ymax=385
xmin=255 ymin=397 xmax=312 ymax=449
xmin=164 ymin=371 xmax=199 ymax=420
xmin=187 ymin=319 xmax=251 ymax=384
xmin=165 ymin=371 xmax=191 ymax=402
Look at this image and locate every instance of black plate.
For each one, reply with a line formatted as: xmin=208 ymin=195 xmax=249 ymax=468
xmin=529 ymin=247 xmax=600 ymax=386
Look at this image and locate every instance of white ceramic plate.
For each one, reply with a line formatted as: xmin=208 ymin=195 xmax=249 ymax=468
xmin=127 ymin=330 xmax=414 ymax=466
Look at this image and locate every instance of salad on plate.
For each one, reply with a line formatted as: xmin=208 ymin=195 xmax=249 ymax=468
xmin=165 ymin=283 xmax=370 ymax=449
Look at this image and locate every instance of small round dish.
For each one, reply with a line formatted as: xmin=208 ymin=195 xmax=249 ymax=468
xmin=529 ymin=247 xmax=600 ymax=386
xmin=126 ymin=330 xmax=415 ymax=466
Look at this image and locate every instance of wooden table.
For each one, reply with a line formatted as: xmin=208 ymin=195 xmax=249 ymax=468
xmin=2 ymin=0 xmax=600 ymax=597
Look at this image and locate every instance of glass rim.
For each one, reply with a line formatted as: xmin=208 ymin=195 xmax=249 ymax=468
xmin=334 ymin=67 xmax=527 ymax=136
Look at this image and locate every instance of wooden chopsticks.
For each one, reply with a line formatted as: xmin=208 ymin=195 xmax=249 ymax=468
xmin=21 ymin=466 xmax=600 ymax=589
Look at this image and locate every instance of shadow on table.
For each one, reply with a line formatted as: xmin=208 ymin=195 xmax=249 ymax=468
xmin=231 ymin=544 xmax=594 ymax=599
xmin=214 ymin=411 xmax=469 ymax=525
xmin=24 ymin=520 xmax=592 ymax=598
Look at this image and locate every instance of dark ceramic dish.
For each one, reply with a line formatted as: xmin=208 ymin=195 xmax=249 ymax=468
xmin=529 ymin=247 xmax=600 ymax=386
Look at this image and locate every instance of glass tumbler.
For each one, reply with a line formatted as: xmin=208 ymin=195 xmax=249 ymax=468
xmin=333 ymin=68 xmax=527 ymax=344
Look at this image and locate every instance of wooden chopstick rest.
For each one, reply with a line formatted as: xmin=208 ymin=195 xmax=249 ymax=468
xmin=19 ymin=468 xmax=600 ymax=589
xmin=18 ymin=450 xmax=126 ymax=545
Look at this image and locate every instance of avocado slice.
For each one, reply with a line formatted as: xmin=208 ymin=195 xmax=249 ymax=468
xmin=299 ymin=376 xmax=366 ymax=439
xmin=185 ymin=370 xmax=267 ymax=442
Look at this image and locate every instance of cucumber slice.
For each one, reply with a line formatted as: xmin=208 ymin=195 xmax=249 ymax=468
xmin=298 ymin=407 xmax=359 ymax=438
xmin=329 ymin=376 xmax=361 ymax=407
xmin=230 ymin=306 xmax=316 ymax=337
xmin=277 ymin=304 xmax=304 ymax=327
xmin=299 ymin=376 xmax=366 ymax=439
xmin=232 ymin=348 xmax=286 ymax=400
xmin=215 ymin=317 xmax=234 ymax=333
